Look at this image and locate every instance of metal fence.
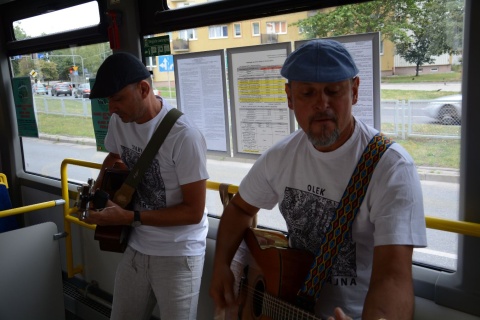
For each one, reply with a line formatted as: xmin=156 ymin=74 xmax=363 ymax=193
xmin=381 ymin=99 xmax=461 ymax=140
xmin=34 ymin=96 xmax=461 ymax=140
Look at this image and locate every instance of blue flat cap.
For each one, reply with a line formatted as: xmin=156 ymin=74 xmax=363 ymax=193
xmin=281 ymin=39 xmax=359 ymax=83
xmin=90 ymin=52 xmax=151 ymax=99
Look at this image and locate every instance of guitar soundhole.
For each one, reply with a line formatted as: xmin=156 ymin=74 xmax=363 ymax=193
xmin=252 ymin=279 xmax=265 ymax=317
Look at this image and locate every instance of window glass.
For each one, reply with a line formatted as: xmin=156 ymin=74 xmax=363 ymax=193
xmin=208 ymin=25 xmax=228 ymax=38
xmin=233 ymin=23 xmax=242 ymax=37
xmin=252 ymin=22 xmax=260 ymax=36
xmin=13 ymin=1 xmax=100 ymax=39
xmin=179 ymin=29 xmax=197 ymax=40
xmin=16 ymin=1 xmax=464 ymax=272
xmin=167 ymin=0 xmax=218 ymax=9
xmin=14 ymin=41 xmax=112 ymax=181
xmin=266 ymin=21 xmax=287 ymax=34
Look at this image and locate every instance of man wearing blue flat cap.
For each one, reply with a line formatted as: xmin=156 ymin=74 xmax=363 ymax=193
xmin=84 ymin=52 xmax=209 ymax=320
xmin=210 ymin=39 xmax=426 ymax=320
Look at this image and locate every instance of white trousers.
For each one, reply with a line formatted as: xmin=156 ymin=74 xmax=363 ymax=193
xmin=110 ymin=246 xmax=205 ymax=320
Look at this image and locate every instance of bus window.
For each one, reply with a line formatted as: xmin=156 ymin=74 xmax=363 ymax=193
xmin=12 ymin=41 xmax=112 ymax=182
xmin=12 ymin=1 xmax=100 ymax=39
xmin=146 ymin=0 xmax=464 ymax=272
xmin=11 ymin=0 xmax=464 ymax=273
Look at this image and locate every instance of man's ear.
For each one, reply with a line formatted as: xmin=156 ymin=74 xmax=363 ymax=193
xmin=352 ymin=77 xmax=360 ymax=105
xmin=285 ymin=83 xmax=293 ymax=110
xmin=138 ymin=80 xmax=151 ymax=98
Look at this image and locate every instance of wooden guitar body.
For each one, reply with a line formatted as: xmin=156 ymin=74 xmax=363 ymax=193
xmin=239 ymin=228 xmax=320 ymax=320
xmin=93 ymin=168 xmax=132 ymax=253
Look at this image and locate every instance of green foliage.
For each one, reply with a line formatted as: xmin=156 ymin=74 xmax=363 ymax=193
xmin=13 ymin=23 xmax=28 ymax=40
xmin=394 ymin=0 xmax=464 ymax=76
xmin=382 ymin=72 xmax=462 ymax=83
xmin=37 ymin=60 xmax=58 ymax=82
xmin=293 ymin=0 xmax=417 ymax=41
xmin=293 ymin=0 xmax=464 ymax=77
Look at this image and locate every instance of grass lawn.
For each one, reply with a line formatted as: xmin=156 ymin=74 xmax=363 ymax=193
xmin=381 ymin=71 xmax=461 ymax=83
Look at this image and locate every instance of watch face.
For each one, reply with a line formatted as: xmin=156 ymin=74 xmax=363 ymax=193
xmin=132 ymin=211 xmax=141 ymax=227
xmin=132 ymin=221 xmax=141 ymax=227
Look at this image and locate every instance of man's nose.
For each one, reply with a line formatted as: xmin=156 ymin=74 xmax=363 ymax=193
xmin=313 ymin=92 xmax=329 ymax=110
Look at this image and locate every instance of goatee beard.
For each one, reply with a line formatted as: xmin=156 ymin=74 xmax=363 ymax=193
xmin=308 ymin=127 xmax=340 ymax=148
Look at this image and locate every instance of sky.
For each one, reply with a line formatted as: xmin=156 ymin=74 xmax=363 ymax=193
xmin=14 ymin=1 xmax=100 ymax=37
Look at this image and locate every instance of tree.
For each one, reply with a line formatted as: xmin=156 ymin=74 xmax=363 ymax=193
xmin=293 ymin=0 xmax=417 ymax=41
xmin=38 ymin=60 xmax=58 ymax=84
xmin=13 ymin=23 xmax=29 ymax=40
xmin=293 ymin=0 xmax=464 ymax=76
xmin=394 ymin=0 xmax=464 ymax=76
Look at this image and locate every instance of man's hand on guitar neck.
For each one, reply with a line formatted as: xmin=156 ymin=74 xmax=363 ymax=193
xmin=327 ymin=307 xmax=353 ymax=320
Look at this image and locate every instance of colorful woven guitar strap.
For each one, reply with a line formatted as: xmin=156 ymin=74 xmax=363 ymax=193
xmin=297 ymin=133 xmax=394 ymax=307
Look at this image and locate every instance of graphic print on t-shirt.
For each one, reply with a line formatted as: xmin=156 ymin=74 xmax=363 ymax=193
xmin=280 ymin=187 xmax=357 ymax=279
xmin=121 ymin=146 xmax=166 ymax=210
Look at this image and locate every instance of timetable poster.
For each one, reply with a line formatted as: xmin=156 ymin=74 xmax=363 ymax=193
xmin=174 ymin=50 xmax=230 ymax=155
xmin=12 ymin=77 xmax=39 ymax=138
xmin=89 ymin=78 xmax=110 ymax=152
xmin=228 ymin=43 xmax=293 ymax=157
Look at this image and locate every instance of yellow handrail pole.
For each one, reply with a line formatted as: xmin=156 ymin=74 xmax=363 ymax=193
xmin=61 ymin=158 xmax=102 ymax=277
xmin=425 ymin=216 xmax=480 ymax=238
xmin=206 ymin=181 xmax=238 ymax=194
xmin=0 ymin=199 xmax=65 ymax=218
xmin=59 ymin=158 xmax=480 ymax=279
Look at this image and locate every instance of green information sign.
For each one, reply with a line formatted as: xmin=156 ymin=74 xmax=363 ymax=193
xmin=89 ymin=78 xmax=110 ymax=152
xmin=11 ymin=77 xmax=39 ymax=138
xmin=144 ymin=35 xmax=171 ymax=57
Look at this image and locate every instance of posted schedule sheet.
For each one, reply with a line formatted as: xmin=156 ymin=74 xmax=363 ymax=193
xmin=230 ymin=48 xmax=291 ymax=155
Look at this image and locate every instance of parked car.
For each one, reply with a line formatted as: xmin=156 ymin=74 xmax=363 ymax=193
xmin=424 ymin=94 xmax=462 ymax=125
xmin=51 ymin=83 xmax=72 ymax=96
xmin=32 ymin=83 xmax=48 ymax=95
xmin=73 ymin=83 xmax=91 ymax=98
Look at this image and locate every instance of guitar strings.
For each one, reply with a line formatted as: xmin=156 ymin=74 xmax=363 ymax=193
xmin=240 ymin=283 xmax=320 ymax=320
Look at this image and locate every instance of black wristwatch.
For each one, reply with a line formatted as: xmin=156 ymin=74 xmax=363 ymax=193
xmin=132 ymin=210 xmax=141 ymax=227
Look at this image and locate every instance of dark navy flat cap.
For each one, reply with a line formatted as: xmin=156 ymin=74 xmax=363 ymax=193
xmin=90 ymin=52 xmax=151 ymax=99
xmin=281 ymin=39 xmax=359 ymax=83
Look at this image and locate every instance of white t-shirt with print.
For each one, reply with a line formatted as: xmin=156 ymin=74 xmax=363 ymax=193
xmin=239 ymin=117 xmax=427 ymax=319
xmin=104 ymin=99 xmax=209 ymax=256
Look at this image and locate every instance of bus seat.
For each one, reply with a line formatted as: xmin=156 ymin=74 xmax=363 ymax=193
xmin=0 ymin=222 xmax=65 ymax=320
xmin=0 ymin=174 xmax=19 ymax=233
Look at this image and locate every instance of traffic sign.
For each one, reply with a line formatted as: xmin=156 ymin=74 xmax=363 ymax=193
xmin=158 ymin=55 xmax=174 ymax=73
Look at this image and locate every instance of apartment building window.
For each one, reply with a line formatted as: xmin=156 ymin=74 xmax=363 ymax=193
xmin=209 ymin=25 xmax=228 ymax=38
xmin=233 ymin=23 xmax=242 ymax=38
xmin=266 ymin=21 xmax=287 ymax=34
xmin=252 ymin=22 xmax=260 ymax=36
xmin=179 ymin=29 xmax=197 ymax=40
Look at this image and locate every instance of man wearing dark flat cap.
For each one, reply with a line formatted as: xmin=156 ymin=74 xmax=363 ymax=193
xmin=210 ymin=39 xmax=426 ymax=320
xmin=84 ymin=52 xmax=209 ymax=320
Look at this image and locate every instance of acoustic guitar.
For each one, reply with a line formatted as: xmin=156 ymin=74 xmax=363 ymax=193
xmin=93 ymin=168 xmax=133 ymax=253
xmin=239 ymin=228 xmax=320 ymax=320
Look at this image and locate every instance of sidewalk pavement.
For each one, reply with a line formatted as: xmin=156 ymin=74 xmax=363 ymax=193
xmin=416 ymin=166 xmax=459 ymax=183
